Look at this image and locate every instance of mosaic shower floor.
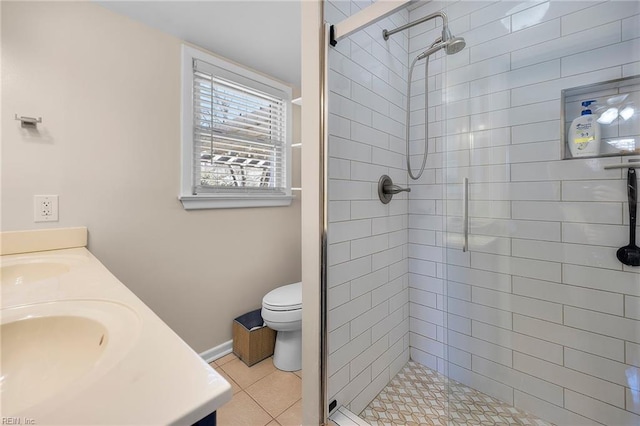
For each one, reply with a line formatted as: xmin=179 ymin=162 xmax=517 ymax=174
xmin=360 ymin=361 xmax=552 ymax=426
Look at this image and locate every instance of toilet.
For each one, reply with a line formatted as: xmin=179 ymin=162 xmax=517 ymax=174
xmin=261 ymin=282 xmax=302 ymax=372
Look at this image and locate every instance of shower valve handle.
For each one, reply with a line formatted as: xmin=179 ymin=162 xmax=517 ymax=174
xmin=383 ymin=184 xmax=411 ymax=194
xmin=378 ymin=175 xmax=410 ymax=204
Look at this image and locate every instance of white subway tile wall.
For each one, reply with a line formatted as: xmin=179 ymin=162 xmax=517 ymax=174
xmin=407 ymin=0 xmax=640 ymax=424
xmin=326 ymin=0 xmax=411 ymax=415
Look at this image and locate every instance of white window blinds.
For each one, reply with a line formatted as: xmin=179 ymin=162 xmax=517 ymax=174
xmin=192 ymin=58 xmax=287 ymax=195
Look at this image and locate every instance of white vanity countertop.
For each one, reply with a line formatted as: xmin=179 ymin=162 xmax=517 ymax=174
xmin=1 ymin=245 xmax=232 ymax=425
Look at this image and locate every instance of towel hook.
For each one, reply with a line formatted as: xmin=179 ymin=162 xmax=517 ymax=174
xmin=14 ymin=114 xmax=42 ymax=129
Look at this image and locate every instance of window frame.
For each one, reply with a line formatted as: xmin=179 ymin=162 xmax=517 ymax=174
xmin=179 ymin=45 xmax=293 ymax=210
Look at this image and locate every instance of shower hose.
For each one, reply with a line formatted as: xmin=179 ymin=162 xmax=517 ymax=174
xmin=406 ymin=54 xmax=430 ymax=180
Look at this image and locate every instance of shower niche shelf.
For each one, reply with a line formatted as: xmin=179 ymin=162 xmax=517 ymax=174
xmin=562 ymin=75 xmax=640 ymax=160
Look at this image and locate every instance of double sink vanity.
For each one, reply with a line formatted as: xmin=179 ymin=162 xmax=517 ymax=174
xmin=0 ymin=227 xmax=231 ymax=425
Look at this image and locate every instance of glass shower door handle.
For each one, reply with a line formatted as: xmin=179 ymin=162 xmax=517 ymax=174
xmin=462 ymin=177 xmax=469 ymax=252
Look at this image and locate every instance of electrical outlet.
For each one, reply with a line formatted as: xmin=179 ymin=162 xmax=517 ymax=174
xmin=34 ymin=195 xmax=59 ymax=222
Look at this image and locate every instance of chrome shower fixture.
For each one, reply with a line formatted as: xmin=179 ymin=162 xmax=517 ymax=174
xmin=384 ymin=11 xmax=467 ymax=180
xmin=382 ymin=11 xmax=465 ymax=49
xmin=416 ymin=35 xmax=466 ymax=60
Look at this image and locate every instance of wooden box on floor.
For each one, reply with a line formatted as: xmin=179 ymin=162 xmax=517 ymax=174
xmin=232 ymin=309 xmax=276 ymax=367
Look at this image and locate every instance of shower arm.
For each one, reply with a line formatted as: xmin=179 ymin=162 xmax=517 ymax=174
xmin=382 ymin=11 xmax=449 ymax=40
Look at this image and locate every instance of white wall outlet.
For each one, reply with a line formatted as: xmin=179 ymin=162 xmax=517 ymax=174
xmin=34 ymin=195 xmax=59 ymax=222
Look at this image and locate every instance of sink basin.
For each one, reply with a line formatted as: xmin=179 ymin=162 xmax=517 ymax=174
xmin=1 ymin=263 xmax=71 ymax=285
xmin=1 ymin=300 xmax=140 ymax=415
xmin=1 ymin=255 xmax=88 ymax=286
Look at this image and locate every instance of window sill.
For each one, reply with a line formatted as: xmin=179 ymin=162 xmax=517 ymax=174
xmin=178 ymin=194 xmax=293 ymax=210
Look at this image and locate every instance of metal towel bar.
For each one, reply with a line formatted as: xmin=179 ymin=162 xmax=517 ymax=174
xmin=604 ymin=159 xmax=640 ymax=169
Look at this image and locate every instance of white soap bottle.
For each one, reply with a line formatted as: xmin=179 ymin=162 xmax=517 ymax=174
xmin=568 ymin=100 xmax=601 ymax=158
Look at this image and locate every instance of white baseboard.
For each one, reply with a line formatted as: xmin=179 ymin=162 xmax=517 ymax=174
xmin=199 ymin=339 xmax=233 ymax=363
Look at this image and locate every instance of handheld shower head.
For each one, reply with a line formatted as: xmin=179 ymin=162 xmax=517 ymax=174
xmin=416 ymin=38 xmax=443 ymax=60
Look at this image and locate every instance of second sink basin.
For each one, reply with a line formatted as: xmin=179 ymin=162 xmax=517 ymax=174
xmin=1 ymin=254 xmax=89 ymax=286
xmin=1 ymin=262 xmax=71 ymax=285
xmin=1 ymin=300 xmax=141 ymax=415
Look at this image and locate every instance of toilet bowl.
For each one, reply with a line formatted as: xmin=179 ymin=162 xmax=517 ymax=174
xmin=261 ymin=282 xmax=302 ymax=372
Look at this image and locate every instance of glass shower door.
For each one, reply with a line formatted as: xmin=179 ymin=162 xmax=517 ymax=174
xmin=438 ymin=1 xmax=640 ymax=425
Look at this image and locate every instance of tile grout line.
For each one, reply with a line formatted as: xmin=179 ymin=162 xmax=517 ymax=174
xmin=245 ymin=371 xmax=302 ymax=424
xmin=210 ymin=354 xmax=302 ymax=425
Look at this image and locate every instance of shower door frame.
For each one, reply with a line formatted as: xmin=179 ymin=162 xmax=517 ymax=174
xmin=300 ymin=1 xmax=324 ymax=424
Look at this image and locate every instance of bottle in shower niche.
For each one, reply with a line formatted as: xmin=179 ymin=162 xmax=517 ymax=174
xmin=568 ymin=100 xmax=601 ymax=157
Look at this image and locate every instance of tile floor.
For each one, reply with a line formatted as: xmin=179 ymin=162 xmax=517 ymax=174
xmin=212 ymin=356 xmax=548 ymax=425
xmin=210 ymin=353 xmax=302 ymax=426
xmin=360 ymin=361 xmax=552 ymax=426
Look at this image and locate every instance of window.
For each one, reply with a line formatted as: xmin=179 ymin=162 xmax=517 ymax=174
xmin=180 ymin=45 xmax=293 ymax=209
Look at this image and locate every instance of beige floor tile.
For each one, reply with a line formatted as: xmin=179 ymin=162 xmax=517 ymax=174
xmin=221 ymin=357 xmax=276 ymax=389
xmin=217 ymin=369 xmax=242 ymax=395
xmin=216 ymin=352 xmax=238 ymax=366
xmin=275 ymin=399 xmax=302 ymax=426
xmin=217 ymin=391 xmax=272 ymax=426
xmin=246 ymin=370 xmax=302 ymax=418
xmin=293 ymin=370 xmax=302 ymax=379
xmin=266 ymin=421 xmax=281 ymax=426
xmin=208 ymin=361 xmax=217 ymax=368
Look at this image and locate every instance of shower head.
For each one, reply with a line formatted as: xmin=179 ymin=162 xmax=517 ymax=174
xmin=442 ymin=25 xmax=453 ymax=42
xmin=445 ymin=36 xmax=466 ymax=54
xmin=441 ymin=24 xmax=466 ymax=54
xmin=416 ymin=34 xmax=466 ymax=60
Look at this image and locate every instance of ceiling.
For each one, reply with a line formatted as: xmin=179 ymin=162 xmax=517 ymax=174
xmin=96 ymin=1 xmax=301 ymax=87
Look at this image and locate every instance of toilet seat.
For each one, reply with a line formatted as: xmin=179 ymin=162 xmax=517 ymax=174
xmin=262 ymin=282 xmax=301 ymax=311
xmin=261 ymin=307 xmax=301 ymax=325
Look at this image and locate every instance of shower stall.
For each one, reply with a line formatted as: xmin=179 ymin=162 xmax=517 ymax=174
xmin=319 ymin=0 xmax=640 ymax=424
